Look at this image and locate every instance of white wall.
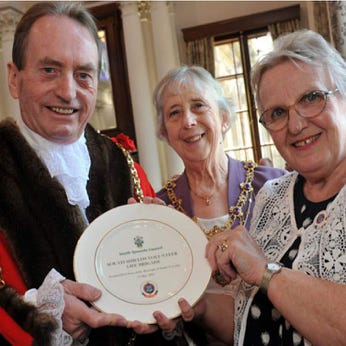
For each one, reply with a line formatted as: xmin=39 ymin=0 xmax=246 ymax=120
xmin=172 ymin=1 xmax=309 ymax=63
xmin=174 ymin=1 xmax=302 ymax=27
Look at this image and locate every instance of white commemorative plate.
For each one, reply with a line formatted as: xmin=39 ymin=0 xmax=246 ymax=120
xmin=73 ymin=203 xmax=211 ymax=323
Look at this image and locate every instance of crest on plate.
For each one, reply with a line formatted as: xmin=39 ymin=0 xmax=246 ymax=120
xmin=134 ymin=235 xmax=144 ymax=248
xmin=141 ymin=281 xmax=158 ymax=298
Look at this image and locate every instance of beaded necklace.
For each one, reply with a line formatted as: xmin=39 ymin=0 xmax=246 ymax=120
xmin=163 ymin=161 xmax=257 ymax=240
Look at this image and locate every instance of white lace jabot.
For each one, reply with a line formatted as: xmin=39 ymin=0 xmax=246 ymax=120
xmin=17 ymin=118 xmax=91 ymax=210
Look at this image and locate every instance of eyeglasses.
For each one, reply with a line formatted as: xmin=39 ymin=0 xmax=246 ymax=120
xmin=259 ymin=88 xmax=339 ymax=131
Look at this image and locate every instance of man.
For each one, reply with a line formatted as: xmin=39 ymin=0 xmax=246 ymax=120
xmin=0 ymin=2 xmax=160 ymax=345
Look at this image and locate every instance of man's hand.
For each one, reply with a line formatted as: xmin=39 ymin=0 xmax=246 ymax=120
xmin=61 ymin=280 xmax=128 ymax=341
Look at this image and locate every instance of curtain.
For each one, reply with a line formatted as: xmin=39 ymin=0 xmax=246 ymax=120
xmin=314 ymin=1 xmax=346 ymax=59
xmin=186 ymin=37 xmax=215 ymax=76
xmin=332 ymin=1 xmax=346 ymax=58
xmin=267 ymin=18 xmax=301 ymax=40
xmin=313 ymin=1 xmax=333 ymax=43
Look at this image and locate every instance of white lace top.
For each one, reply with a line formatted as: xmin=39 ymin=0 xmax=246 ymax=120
xmin=234 ymin=172 xmax=346 ymax=345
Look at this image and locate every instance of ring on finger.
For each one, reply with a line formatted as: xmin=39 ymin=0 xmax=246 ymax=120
xmin=217 ymin=239 xmax=228 ymax=252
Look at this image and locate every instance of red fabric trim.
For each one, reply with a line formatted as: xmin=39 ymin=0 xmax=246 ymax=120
xmin=0 ymin=308 xmax=33 ymax=346
xmin=0 ymin=233 xmax=27 ymax=293
xmin=134 ymin=162 xmax=156 ymax=198
xmin=0 ymin=233 xmax=33 ymax=345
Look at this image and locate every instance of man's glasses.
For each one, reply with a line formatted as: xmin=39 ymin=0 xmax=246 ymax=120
xmin=259 ymin=88 xmax=339 ymax=131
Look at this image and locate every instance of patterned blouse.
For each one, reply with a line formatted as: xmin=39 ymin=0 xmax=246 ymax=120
xmin=244 ymin=174 xmax=336 ymax=345
xmin=233 ymin=172 xmax=346 ymax=346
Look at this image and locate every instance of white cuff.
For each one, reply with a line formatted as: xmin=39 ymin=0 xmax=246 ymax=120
xmin=24 ymin=269 xmax=84 ymax=345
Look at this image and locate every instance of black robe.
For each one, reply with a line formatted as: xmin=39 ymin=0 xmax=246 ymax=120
xmin=0 ymin=119 xmax=183 ymax=346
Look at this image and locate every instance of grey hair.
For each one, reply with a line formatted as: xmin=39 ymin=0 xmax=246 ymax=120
xmin=153 ymin=65 xmax=235 ymax=140
xmin=251 ymin=29 xmax=346 ymax=111
xmin=13 ymin=1 xmax=101 ymax=71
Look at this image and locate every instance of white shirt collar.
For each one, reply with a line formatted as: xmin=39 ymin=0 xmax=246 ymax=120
xmin=17 ymin=117 xmax=91 ymax=210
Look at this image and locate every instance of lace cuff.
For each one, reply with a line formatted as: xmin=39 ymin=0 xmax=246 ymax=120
xmin=24 ymin=269 xmax=88 ymax=346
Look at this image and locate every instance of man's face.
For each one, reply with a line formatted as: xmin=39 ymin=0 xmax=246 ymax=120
xmin=8 ymin=15 xmax=99 ymax=144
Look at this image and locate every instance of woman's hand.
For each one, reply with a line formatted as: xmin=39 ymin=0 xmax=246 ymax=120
xmin=206 ymin=226 xmax=267 ymax=287
xmin=127 ymin=297 xmax=206 ymax=338
xmin=61 ymin=280 xmax=128 ymax=341
xmin=153 ymin=297 xmax=201 ymax=329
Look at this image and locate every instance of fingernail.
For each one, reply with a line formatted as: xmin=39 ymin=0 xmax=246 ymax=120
xmin=153 ymin=311 xmax=162 ymax=320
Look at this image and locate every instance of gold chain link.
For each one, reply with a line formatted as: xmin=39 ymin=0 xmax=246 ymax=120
xmin=115 ymin=143 xmax=144 ymax=203
xmin=101 ymin=134 xmax=144 ymax=202
xmin=163 ymin=161 xmax=257 ymax=240
xmin=126 ymin=331 xmax=137 ymax=346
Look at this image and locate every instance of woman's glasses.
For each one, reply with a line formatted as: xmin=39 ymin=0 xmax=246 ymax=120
xmin=259 ymin=88 xmax=339 ymax=131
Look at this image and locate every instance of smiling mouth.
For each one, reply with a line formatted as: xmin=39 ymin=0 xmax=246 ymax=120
xmin=293 ymin=134 xmax=320 ymax=147
xmin=184 ymin=134 xmax=204 ymax=143
xmin=49 ymin=107 xmax=76 ymax=115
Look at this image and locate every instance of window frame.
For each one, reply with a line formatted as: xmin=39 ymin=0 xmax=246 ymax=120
xmin=182 ymin=5 xmax=300 ymax=163
xmin=214 ymin=29 xmax=269 ymax=162
xmin=182 ymin=5 xmax=300 ymax=42
xmin=89 ymin=3 xmax=136 ymax=142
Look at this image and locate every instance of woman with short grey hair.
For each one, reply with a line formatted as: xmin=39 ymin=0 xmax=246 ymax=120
xmin=151 ymin=65 xmax=285 ymax=344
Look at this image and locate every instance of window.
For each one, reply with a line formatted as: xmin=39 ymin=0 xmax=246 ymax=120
xmin=88 ymin=29 xmax=117 ymax=132
xmin=182 ymin=5 xmax=300 ymax=169
xmin=214 ymin=30 xmax=285 ymax=168
xmin=88 ymin=3 xmax=136 ymax=141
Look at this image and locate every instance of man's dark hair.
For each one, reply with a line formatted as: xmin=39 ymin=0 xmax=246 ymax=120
xmin=12 ymin=2 xmax=101 ymax=71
